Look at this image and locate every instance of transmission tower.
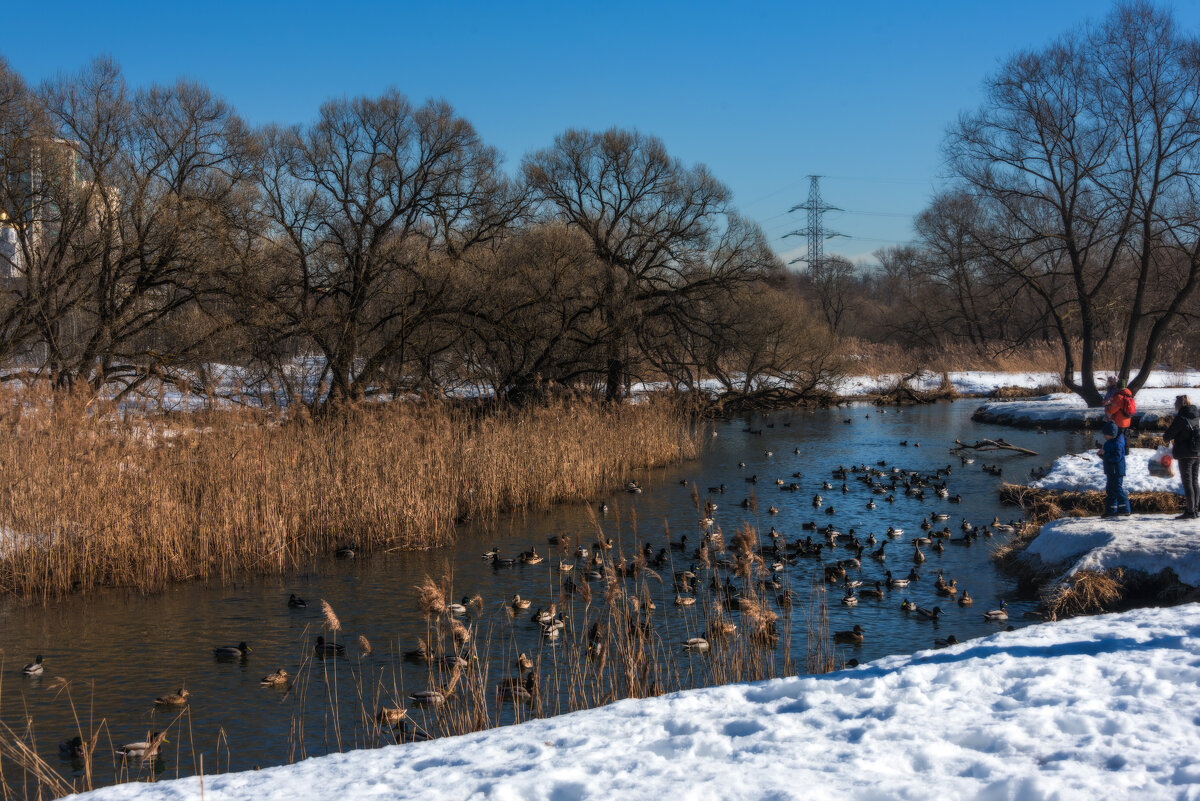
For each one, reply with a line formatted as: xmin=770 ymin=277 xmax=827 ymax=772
xmin=784 ymin=175 xmax=843 ymax=269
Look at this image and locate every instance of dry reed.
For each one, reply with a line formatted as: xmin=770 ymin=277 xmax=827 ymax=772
xmin=0 ymin=388 xmax=699 ymax=599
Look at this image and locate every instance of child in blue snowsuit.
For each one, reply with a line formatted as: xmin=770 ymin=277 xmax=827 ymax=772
xmin=1099 ymin=421 xmax=1131 ymax=517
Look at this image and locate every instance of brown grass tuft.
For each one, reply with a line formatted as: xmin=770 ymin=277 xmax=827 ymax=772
xmin=320 ymin=599 xmax=341 ymax=632
xmin=1045 ymin=569 xmax=1125 ymax=618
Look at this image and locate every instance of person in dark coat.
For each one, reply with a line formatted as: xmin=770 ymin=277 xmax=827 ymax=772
xmin=1099 ymin=421 xmax=1130 ymax=518
xmin=1162 ymin=394 xmax=1200 ymax=519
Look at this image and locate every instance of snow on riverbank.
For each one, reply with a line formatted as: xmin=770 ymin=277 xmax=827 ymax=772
xmin=1032 ymin=448 xmax=1183 ymax=494
xmin=974 ymin=386 xmax=1200 ymax=429
xmin=1023 ymin=514 xmax=1200 ymax=588
xmin=75 ymin=605 xmax=1200 ymax=801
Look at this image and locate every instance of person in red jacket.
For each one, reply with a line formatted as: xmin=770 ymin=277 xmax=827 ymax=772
xmin=1105 ymin=383 xmax=1135 ymax=439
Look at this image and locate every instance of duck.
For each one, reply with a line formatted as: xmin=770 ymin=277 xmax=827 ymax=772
xmin=907 ymin=568 xmax=922 ymax=582
xmin=154 ymin=688 xmax=189 ymax=706
xmin=913 ymin=544 xmax=925 ymax=563
xmin=58 ymin=736 xmax=85 ymax=759
xmin=532 ymin=605 xmax=557 ymax=625
xmin=260 ymin=669 xmax=290 ymax=687
xmin=409 ymin=688 xmax=448 ymax=706
xmin=958 ymin=590 xmax=973 ymax=607
xmin=520 ymin=547 xmax=544 ymax=565
xmin=900 ymin=598 xmax=917 ymax=612
xmin=682 ymin=637 xmax=710 ymax=652
xmin=675 ymin=594 xmax=696 ymax=606
xmin=833 ymin=625 xmax=865 ymax=644
xmin=841 ymin=590 xmax=859 ymax=606
xmin=287 ymin=594 xmax=307 ymax=609
xmin=516 ymin=653 xmax=534 ymax=671
xmin=482 ymin=546 xmax=499 ymax=560
xmin=116 ymin=733 xmax=166 ymax=759
xmin=212 ymin=642 xmax=250 ymax=659
xmin=314 ymin=636 xmax=346 ymax=657
xmin=510 ymin=594 xmax=531 ymax=612
xmin=886 ymin=570 xmax=909 ymax=589
xmin=983 ymin=601 xmax=1009 ymax=621
xmin=334 ymin=545 xmax=356 ymax=559
xmin=935 ymin=579 xmax=958 ymax=596
xmin=916 ymin=606 xmax=943 ymax=621
xmin=934 ymin=634 xmax=960 ymax=648
xmin=22 ymin=656 xmax=44 ymax=676
xmin=376 ymin=706 xmax=408 ymax=726
xmin=500 ymin=672 xmax=538 ymax=702
xmin=860 ymin=582 xmax=886 ymax=600
xmin=447 ymin=596 xmax=470 ymax=616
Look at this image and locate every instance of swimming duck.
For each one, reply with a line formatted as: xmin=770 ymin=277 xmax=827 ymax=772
xmin=58 ymin=736 xmax=85 ymax=759
xmin=682 ymin=637 xmax=710 ymax=652
xmin=260 ymin=669 xmax=289 ymax=687
xmin=409 ymin=689 xmax=448 ymax=706
xmin=913 ymin=544 xmax=925 ymax=563
xmin=287 ymin=594 xmax=307 ymax=609
xmin=532 ymin=605 xmax=557 ymax=625
xmin=334 ymin=545 xmax=356 ymax=559
xmin=510 ymin=594 xmax=531 ymax=612
xmin=212 ymin=642 xmax=250 ymax=659
xmin=520 ymin=548 xmax=544 ymax=565
xmin=116 ymin=733 xmax=166 ymax=759
xmin=886 ymin=570 xmax=909 ymax=589
xmin=376 ymin=706 xmax=408 ymax=726
xmin=314 ymin=636 xmax=346 ymax=657
xmin=934 ymin=634 xmax=960 ymax=648
xmin=916 ymin=606 xmax=943 ymax=621
xmin=983 ymin=601 xmax=1009 ymax=621
xmin=22 ymin=656 xmax=44 ymax=676
xmin=841 ymin=590 xmax=858 ymax=606
xmin=516 ymin=653 xmax=534 ymax=671
xmin=935 ymin=578 xmax=958 ymax=596
xmin=860 ymin=582 xmax=885 ymax=600
xmin=481 ymin=546 xmax=499 ymax=560
xmin=958 ymin=590 xmax=973 ymax=607
xmin=833 ymin=625 xmax=865 ymax=644
xmin=900 ymin=598 xmax=917 ymax=612
xmin=154 ymin=688 xmax=189 ymax=706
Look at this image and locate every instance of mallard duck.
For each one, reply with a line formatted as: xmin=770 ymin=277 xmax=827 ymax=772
xmin=886 ymin=570 xmax=909 ymax=589
xmin=482 ymin=546 xmax=499 ymax=560
xmin=935 ymin=577 xmax=958 ymax=596
xmin=860 ymin=582 xmax=885 ymax=600
xmin=22 ymin=655 xmax=44 ymax=676
xmin=116 ymin=733 xmax=166 ymax=759
xmin=287 ymin=594 xmax=307 ymax=609
xmin=916 ymin=606 xmax=943 ymax=621
xmin=934 ymin=634 xmax=959 ymax=648
xmin=510 ymin=594 xmax=531 ymax=612
xmin=314 ymin=635 xmax=345 ymax=657
xmin=260 ymin=669 xmax=289 ymax=687
xmin=900 ymin=598 xmax=917 ymax=612
xmin=907 ymin=568 xmax=921 ymax=582
xmin=516 ymin=653 xmax=533 ymax=671
xmin=674 ymin=594 xmax=696 ymax=606
xmin=448 ymin=596 xmax=469 ymax=616
xmin=409 ymin=689 xmax=448 ymax=706
xmin=500 ymin=672 xmax=537 ymax=702
xmin=58 ymin=736 xmax=85 ymax=759
xmin=376 ymin=706 xmax=408 ymax=725
xmin=682 ymin=637 xmax=710 ymax=652
xmin=983 ymin=601 xmax=1009 ymax=621
xmin=841 ymin=591 xmax=858 ymax=606
xmin=958 ymin=590 xmax=973 ymax=606
xmin=334 ymin=545 xmax=356 ymax=559
xmin=212 ymin=642 xmax=250 ymax=659
xmin=833 ymin=625 xmax=865 ymax=644
xmin=520 ymin=548 xmax=544 ymax=565
xmin=154 ymin=688 xmax=189 ymax=706
xmin=913 ymin=544 xmax=925 ymax=563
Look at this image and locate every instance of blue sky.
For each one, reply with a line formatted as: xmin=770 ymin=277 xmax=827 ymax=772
xmin=4 ymin=1 xmax=1197 ymax=264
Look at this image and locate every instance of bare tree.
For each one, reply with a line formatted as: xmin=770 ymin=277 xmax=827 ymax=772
xmin=243 ymin=90 xmax=525 ymax=406
xmin=524 ymin=128 xmax=774 ymax=401
xmin=949 ymin=2 xmax=1200 ymax=405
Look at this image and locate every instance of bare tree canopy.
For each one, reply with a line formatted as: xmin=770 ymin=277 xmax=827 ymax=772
xmin=948 ymin=1 xmax=1200 ymax=404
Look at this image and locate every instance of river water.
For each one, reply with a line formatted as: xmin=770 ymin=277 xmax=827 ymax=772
xmin=0 ymin=399 xmax=1094 ymax=793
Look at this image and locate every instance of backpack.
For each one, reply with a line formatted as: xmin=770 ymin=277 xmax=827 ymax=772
xmin=1122 ymin=393 xmax=1136 ymax=418
xmin=1187 ymin=419 xmax=1200 ymax=451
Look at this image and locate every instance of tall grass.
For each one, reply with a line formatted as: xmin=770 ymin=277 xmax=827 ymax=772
xmin=0 ymin=388 xmax=700 ymax=599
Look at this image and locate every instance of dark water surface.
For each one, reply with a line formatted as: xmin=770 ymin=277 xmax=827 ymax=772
xmin=0 ymin=400 xmax=1093 ymax=792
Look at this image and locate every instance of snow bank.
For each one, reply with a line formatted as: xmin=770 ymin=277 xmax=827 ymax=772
xmin=74 ymin=605 xmax=1200 ymax=801
xmin=974 ymin=386 xmax=1200 ymax=429
xmin=1023 ymin=514 xmax=1200 ymax=588
xmin=1032 ymin=448 xmax=1183 ymax=495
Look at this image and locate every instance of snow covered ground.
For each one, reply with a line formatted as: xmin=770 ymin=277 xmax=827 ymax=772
xmin=1032 ymin=448 xmax=1183 ymax=494
xmin=1023 ymin=515 xmax=1200 ymax=588
xmin=73 ymin=604 xmax=1200 ymax=801
xmin=974 ymin=385 xmax=1200 ymax=429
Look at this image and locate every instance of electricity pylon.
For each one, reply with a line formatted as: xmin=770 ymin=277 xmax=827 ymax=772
xmin=784 ymin=175 xmax=843 ymax=268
